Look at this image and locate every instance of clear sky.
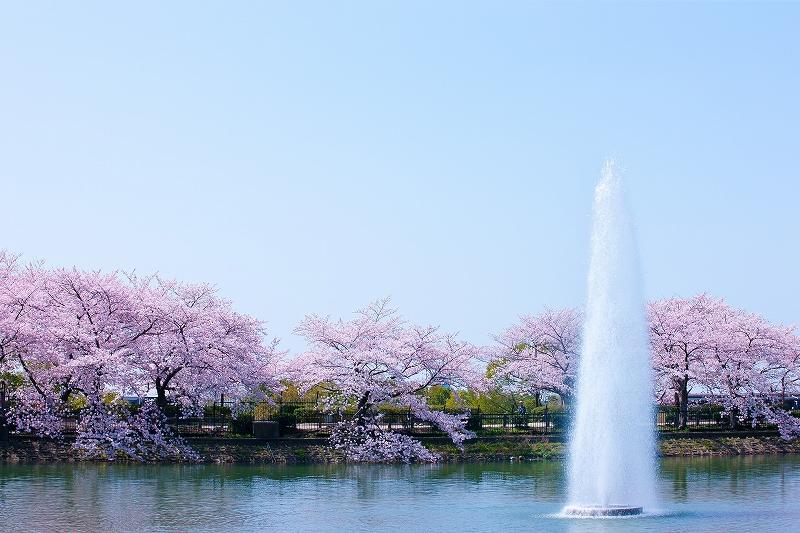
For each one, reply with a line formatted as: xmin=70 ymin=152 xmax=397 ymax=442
xmin=1 ymin=2 xmax=798 ymax=352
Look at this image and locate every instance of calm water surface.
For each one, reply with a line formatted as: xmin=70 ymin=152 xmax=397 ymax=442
xmin=1 ymin=455 xmax=798 ymax=532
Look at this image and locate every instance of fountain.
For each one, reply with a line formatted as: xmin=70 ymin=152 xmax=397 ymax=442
xmin=563 ymin=161 xmax=657 ymax=517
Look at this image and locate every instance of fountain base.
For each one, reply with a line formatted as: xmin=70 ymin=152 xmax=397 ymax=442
xmin=563 ymin=505 xmax=643 ymax=517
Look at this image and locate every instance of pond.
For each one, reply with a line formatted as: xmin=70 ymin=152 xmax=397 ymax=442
xmin=1 ymin=456 xmax=798 ymax=532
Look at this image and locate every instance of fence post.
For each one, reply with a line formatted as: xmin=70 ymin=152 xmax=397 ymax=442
xmin=544 ymin=406 xmax=549 ymax=434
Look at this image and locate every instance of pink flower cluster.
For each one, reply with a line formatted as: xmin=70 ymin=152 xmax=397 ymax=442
xmin=330 ymin=419 xmax=438 ymax=463
xmin=0 ymin=252 xmax=282 ymax=460
xmin=74 ymin=399 xmax=198 ymax=461
xmin=288 ymin=298 xmax=484 ymax=462
xmin=491 ymin=308 xmax=581 ymax=402
xmin=3 ymin=248 xmax=800 ymax=462
xmin=491 ymin=295 xmax=800 ymax=437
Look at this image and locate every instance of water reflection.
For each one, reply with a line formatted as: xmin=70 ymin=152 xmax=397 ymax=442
xmin=0 ymin=457 xmax=799 ymax=532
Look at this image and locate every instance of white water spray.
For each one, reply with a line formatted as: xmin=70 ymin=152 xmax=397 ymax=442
xmin=564 ymin=161 xmax=657 ymax=516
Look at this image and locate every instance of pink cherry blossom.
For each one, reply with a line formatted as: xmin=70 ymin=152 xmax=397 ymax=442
xmin=289 ymin=298 xmax=484 ymax=462
xmin=490 ymin=308 xmax=581 ymax=403
xmin=0 ymin=256 xmax=282 ymax=460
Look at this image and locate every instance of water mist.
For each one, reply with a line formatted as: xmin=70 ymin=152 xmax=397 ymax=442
xmin=563 ymin=161 xmax=657 ymax=517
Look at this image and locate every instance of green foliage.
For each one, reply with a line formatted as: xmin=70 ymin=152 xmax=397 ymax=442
xmin=484 ymin=358 xmax=507 ymax=379
xmin=447 ymin=387 xmax=539 ymax=413
xmin=275 ymin=379 xmax=562 ymax=418
xmin=293 ymin=448 xmax=308 ymax=460
xmin=427 ymin=440 xmax=565 ymax=459
xmin=253 ymin=402 xmax=274 ymax=420
xmin=377 ymin=404 xmax=412 ymax=415
xmin=204 ymin=404 xmax=232 ymax=417
xmin=528 ymin=403 xmax=565 ymax=415
xmin=0 ymin=372 xmax=24 ymax=389
xmin=292 ymin=408 xmax=319 ymax=422
xmin=425 ymin=385 xmax=452 ymax=407
xmin=231 ymin=415 xmax=254 ymax=435
xmin=279 ymin=380 xmax=327 ymax=402
xmin=659 ymin=404 xmax=725 ymax=414
xmin=67 ymin=393 xmax=88 ymax=412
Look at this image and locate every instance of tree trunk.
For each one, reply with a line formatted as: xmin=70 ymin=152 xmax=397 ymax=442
xmin=677 ymin=377 xmax=689 ymax=429
xmin=673 ymin=391 xmax=680 ymax=428
xmin=155 ymin=383 xmax=168 ymax=411
xmin=729 ymin=408 xmax=737 ymax=430
xmin=155 ymin=369 xmax=181 ymax=414
xmin=559 ymin=392 xmax=573 ymax=408
xmin=0 ymin=381 xmax=8 ymax=444
xmin=781 ymin=377 xmax=787 ymax=407
xmin=354 ymin=392 xmax=371 ymax=427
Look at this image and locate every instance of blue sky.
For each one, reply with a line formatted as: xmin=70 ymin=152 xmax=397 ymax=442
xmin=1 ymin=2 xmax=798 ymax=351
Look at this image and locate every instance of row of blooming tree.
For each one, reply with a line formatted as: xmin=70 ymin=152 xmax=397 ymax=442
xmin=2 ymin=251 xmax=799 ymax=463
xmin=0 ymin=252 xmax=281 ymax=460
xmin=287 ymin=295 xmax=800 ymax=462
xmin=490 ymin=294 xmax=800 ymax=439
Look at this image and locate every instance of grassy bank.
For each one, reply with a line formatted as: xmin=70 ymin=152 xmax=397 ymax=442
xmin=4 ymin=433 xmax=800 ymax=464
xmin=430 ymin=435 xmax=800 ymax=462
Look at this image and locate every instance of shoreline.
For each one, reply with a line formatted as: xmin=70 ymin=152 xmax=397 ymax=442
xmin=3 ymin=433 xmax=800 ymax=465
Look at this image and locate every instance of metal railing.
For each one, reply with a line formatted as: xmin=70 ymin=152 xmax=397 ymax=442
xmin=43 ymin=401 xmax=784 ymax=438
xmin=168 ymin=402 xmax=778 ymax=437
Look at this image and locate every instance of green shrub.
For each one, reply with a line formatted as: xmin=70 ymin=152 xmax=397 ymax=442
xmin=231 ymin=415 xmax=253 ymax=435
xmin=203 ymin=404 xmax=232 ymax=417
xmin=377 ymin=405 xmax=412 ymax=416
xmin=292 ymin=408 xmax=319 ymax=422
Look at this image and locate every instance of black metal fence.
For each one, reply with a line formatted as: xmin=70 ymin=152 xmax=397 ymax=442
xmin=162 ymin=399 xmax=319 ymax=435
xmin=656 ymin=408 xmax=731 ymax=430
xmin=159 ymin=401 xmax=573 ymax=437
xmin=250 ymin=408 xmax=571 ymax=435
xmin=162 ymin=401 xmax=778 ymax=437
xmin=48 ymin=401 xmax=780 ymax=438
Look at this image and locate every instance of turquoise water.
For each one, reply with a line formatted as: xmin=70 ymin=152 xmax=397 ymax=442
xmin=1 ymin=456 xmax=798 ymax=532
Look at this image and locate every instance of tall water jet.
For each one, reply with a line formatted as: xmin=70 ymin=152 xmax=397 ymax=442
xmin=563 ymin=161 xmax=657 ymax=517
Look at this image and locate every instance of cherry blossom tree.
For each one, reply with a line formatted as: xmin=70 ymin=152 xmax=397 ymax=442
xmin=490 ymin=308 xmax=581 ymax=404
xmin=290 ymin=298 xmax=484 ymax=462
xmin=0 ymin=257 xmax=282 ymax=460
xmin=650 ymin=295 xmax=800 ymax=437
xmin=648 ymin=295 xmax=724 ymax=428
xmin=0 ymin=253 xmax=44 ymax=440
xmin=491 ymin=297 xmax=800 ymax=439
xmin=36 ymin=269 xmax=154 ymax=403
xmin=73 ymin=398 xmax=198 ymax=461
xmin=126 ymin=275 xmax=282 ymax=414
xmin=695 ymin=304 xmax=799 ymax=436
xmin=5 ymin=267 xmax=157 ymax=445
xmin=773 ymin=336 xmax=800 ymax=404
xmin=4 ymin=246 xmax=800 ymax=456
